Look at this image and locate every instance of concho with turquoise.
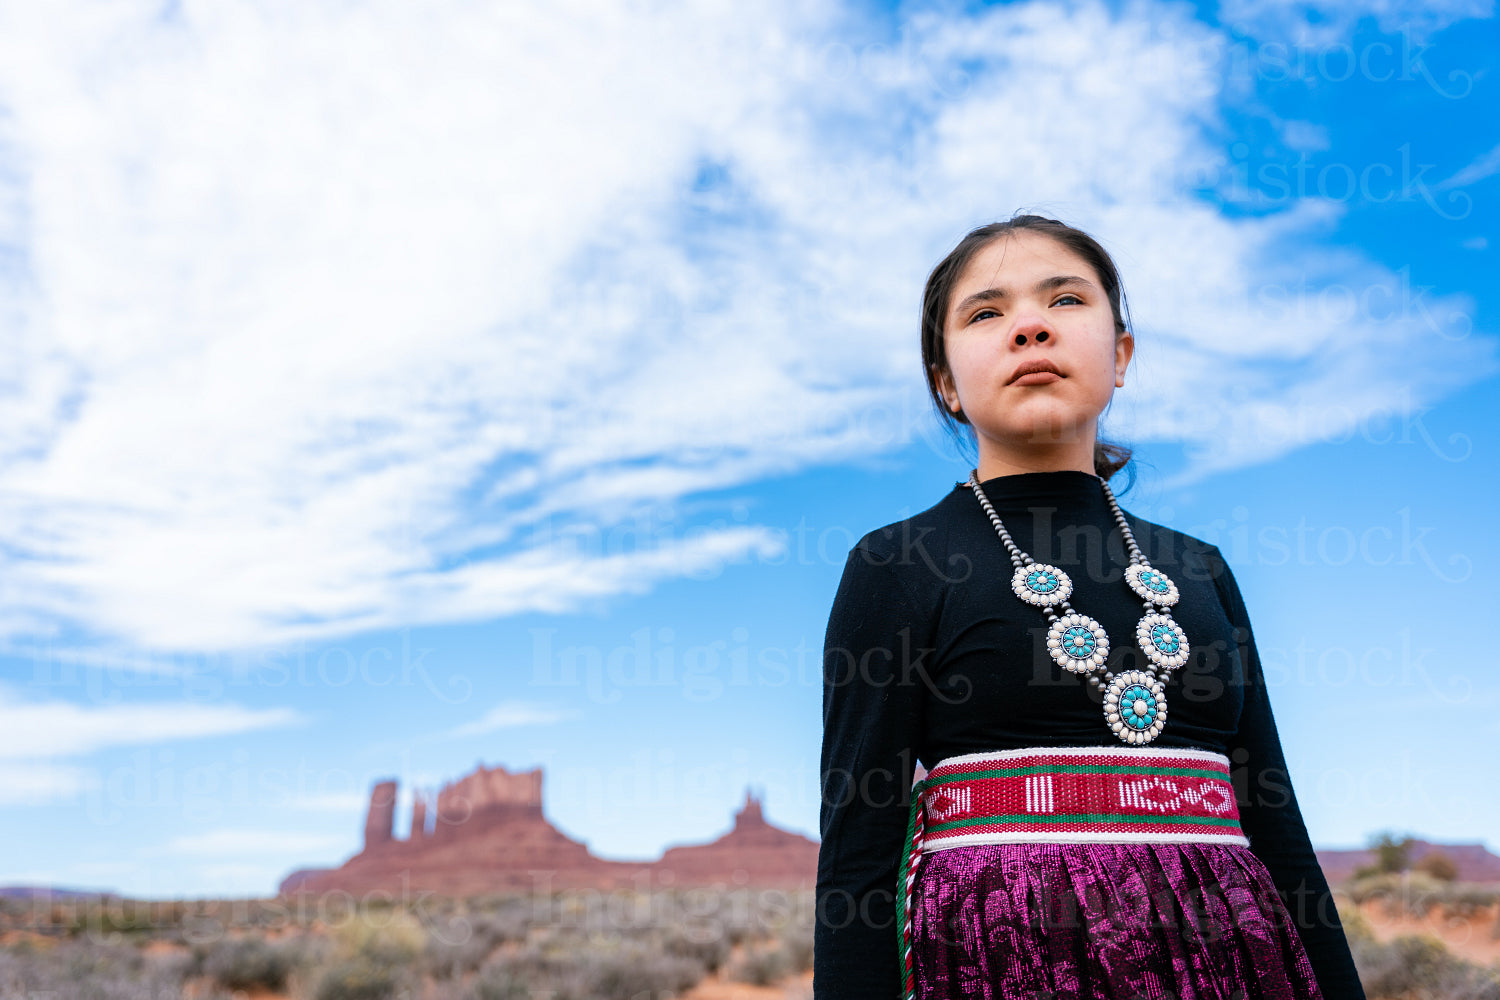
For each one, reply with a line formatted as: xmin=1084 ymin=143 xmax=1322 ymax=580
xmin=1105 ymin=670 xmax=1168 ymax=744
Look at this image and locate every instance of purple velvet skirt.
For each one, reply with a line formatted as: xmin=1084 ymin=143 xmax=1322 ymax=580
xmin=909 ymin=840 xmax=1324 ymax=1000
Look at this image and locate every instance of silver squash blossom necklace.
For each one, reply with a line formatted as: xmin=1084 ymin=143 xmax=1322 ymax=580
xmin=966 ymin=469 xmax=1190 ymax=745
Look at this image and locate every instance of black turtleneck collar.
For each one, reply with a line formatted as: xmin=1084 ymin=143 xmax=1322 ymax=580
xmin=951 ymin=468 xmax=1109 ymax=511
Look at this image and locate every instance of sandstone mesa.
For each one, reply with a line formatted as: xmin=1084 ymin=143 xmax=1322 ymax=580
xmin=279 ymin=762 xmax=818 ymax=896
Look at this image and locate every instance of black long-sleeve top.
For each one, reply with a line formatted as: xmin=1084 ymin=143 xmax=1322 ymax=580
xmin=814 ymin=469 xmax=1365 ymax=999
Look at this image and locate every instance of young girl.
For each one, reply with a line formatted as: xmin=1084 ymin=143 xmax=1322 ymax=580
xmin=814 ymin=215 xmax=1365 ymax=999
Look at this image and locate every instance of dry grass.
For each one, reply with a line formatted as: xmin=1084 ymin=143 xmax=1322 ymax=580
xmin=0 ymin=888 xmax=815 ymax=1000
xmin=8 ymin=886 xmax=1500 ymax=999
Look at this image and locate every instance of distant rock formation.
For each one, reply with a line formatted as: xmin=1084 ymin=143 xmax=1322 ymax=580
xmin=280 ymin=764 xmax=818 ymax=898
xmin=1315 ymin=839 xmax=1500 ymax=884
xmin=654 ymin=789 xmax=819 ymax=886
xmin=363 ymin=780 xmax=398 ymax=849
xmin=409 ymin=791 xmax=429 ymax=841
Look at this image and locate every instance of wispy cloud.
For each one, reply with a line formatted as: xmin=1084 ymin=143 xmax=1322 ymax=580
xmin=281 ymin=790 xmax=369 ymax=813
xmin=1218 ymin=0 xmax=1494 ymax=44
xmin=0 ymin=682 xmax=302 ymax=760
xmin=161 ymin=829 xmax=345 ymax=856
xmin=0 ymin=762 xmax=98 ymax=804
xmin=1440 ymin=140 xmax=1500 ymax=189
xmin=0 ymin=0 xmax=1492 ymax=652
xmin=448 ymin=700 xmax=572 ymax=739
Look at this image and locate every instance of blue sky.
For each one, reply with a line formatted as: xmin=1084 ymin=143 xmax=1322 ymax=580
xmin=0 ymin=0 xmax=1496 ymax=899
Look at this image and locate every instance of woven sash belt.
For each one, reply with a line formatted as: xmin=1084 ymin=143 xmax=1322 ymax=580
xmin=895 ymin=745 xmax=1249 ymax=1000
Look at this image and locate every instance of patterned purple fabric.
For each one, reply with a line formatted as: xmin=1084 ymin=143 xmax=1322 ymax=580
xmin=911 ymin=841 xmax=1324 ymax=999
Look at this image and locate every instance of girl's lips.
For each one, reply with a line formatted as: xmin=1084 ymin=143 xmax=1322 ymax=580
xmin=1012 ymin=372 xmax=1063 ymax=385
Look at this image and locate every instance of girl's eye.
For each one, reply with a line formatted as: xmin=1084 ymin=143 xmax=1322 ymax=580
xmin=970 ymin=295 xmax=1082 ymax=324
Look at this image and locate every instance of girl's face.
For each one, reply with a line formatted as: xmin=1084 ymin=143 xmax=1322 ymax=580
xmin=934 ymin=231 xmax=1133 ymax=463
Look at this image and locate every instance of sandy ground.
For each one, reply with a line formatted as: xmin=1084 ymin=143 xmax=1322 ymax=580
xmin=1353 ymin=898 xmax=1500 ymax=966
xmin=681 ymin=968 xmax=813 ymax=999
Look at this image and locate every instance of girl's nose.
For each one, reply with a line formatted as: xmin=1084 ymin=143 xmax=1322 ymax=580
xmin=1009 ymin=310 xmax=1053 ymax=344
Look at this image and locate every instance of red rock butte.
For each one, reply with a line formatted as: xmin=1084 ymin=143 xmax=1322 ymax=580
xmin=279 ymin=763 xmax=818 ymax=897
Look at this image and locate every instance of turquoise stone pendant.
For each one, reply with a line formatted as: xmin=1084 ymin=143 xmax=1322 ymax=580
xmin=1011 ymin=563 xmax=1072 ymax=607
xmin=1047 ymin=611 xmax=1110 ymax=674
xmin=1137 ymin=612 xmax=1190 ymax=670
xmin=1124 ymin=562 xmax=1179 ymax=607
xmin=1105 ymin=669 xmax=1168 ymax=744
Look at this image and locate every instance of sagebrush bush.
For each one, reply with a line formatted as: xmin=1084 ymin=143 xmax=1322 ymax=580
xmin=779 ymin=923 xmax=814 ymax=973
xmin=314 ymin=956 xmax=412 ymax=1000
xmin=729 ymin=942 xmax=793 ymax=986
xmin=1349 ymin=929 xmax=1500 ymax=1000
xmin=662 ymin=924 xmax=731 ymax=972
xmin=471 ymin=966 xmax=534 ymax=1000
xmin=200 ymin=935 xmax=302 ymax=991
xmin=581 ymin=950 xmax=706 ymax=999
xmin=423 ymin=911 xmax=527 ymax=979
xmin=332 ymin=910 xmax=428 ymax=965
xmin=471 ymin=938 xmax=706 ymax=1000
xmin=0 ymin=938 xmax=214 ymax=1000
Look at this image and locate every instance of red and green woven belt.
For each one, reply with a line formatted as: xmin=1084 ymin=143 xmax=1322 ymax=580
xmin=895 ymin=745 xmax=1249 ymax=1000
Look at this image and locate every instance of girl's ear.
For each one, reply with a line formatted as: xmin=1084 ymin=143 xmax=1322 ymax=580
xmin=1114 ymin=330 xmax=1135 ymax=387
xmin=931 ymin=365 xmax=961 ymax=412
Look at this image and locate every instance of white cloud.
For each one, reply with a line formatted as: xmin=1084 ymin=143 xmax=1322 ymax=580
xmin=282 ymin=790 xmax=369 ymax=812
xmin=448 ymin=700 xmax=571 ymax=738
xmin=0 ymin=683 xmax=301 ymax=759
xmin=1441 ymin=140 xmax=1500 ymax=189
xmin=162 ymin=829 xmax=345 ymax=856
xmin=0 ymin=0 xmax=1492 ymax=652
xmin=0 ymin=762 xmax=98 ymax=804
xmin=1217 ymin=0 xmax=1493 ymax=44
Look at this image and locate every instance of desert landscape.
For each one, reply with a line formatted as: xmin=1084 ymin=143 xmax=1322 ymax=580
xmin=3 ymin=767 xmax=1497 ymax=998
xmin=4 ymin=873 xmax=1500 ymax=999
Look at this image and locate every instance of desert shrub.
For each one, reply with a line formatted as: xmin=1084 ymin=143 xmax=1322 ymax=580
xmin=472 ymin=938 xmax=704 ymax=1000
xmin=779 ymin=924 xmax=814 ymax=973
xmin=1352 ymin=933 xmax=1450 ymax=995
xmin=423 ymin=911 xmax=528 ymax=978
xmin=1350 ymin=931 xmax=1500 ymax=1000
xmin=729 ymin=942 xmax=792 ymax=986
xmin=199 ymin=935 xmax=303 ymax=991
xmin=1416 ymin=851 xmax=1460 ymax=882
xmin=315 ymin=956 xmax=411 ymax=1000
xmin=333 ymin=910 xmax=428 ymax=965
xmin=581 ymin=950 xmax=706 ymax=999
xmin=58 ymin=939 xmax=150 ymax=981
xmin=471 ymin=966 xmax=534 ymax=1000
xmin=663 ymin=925 xmax=731 ymax=972
xmin=0 ymin=937 xmax=215 ymax=1000
xmin=472 ymin=897 xmax=533 ymax=939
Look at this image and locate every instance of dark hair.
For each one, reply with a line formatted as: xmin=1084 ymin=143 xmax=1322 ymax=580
xmin=920 ymin=213 xmax=1135 ymax=482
